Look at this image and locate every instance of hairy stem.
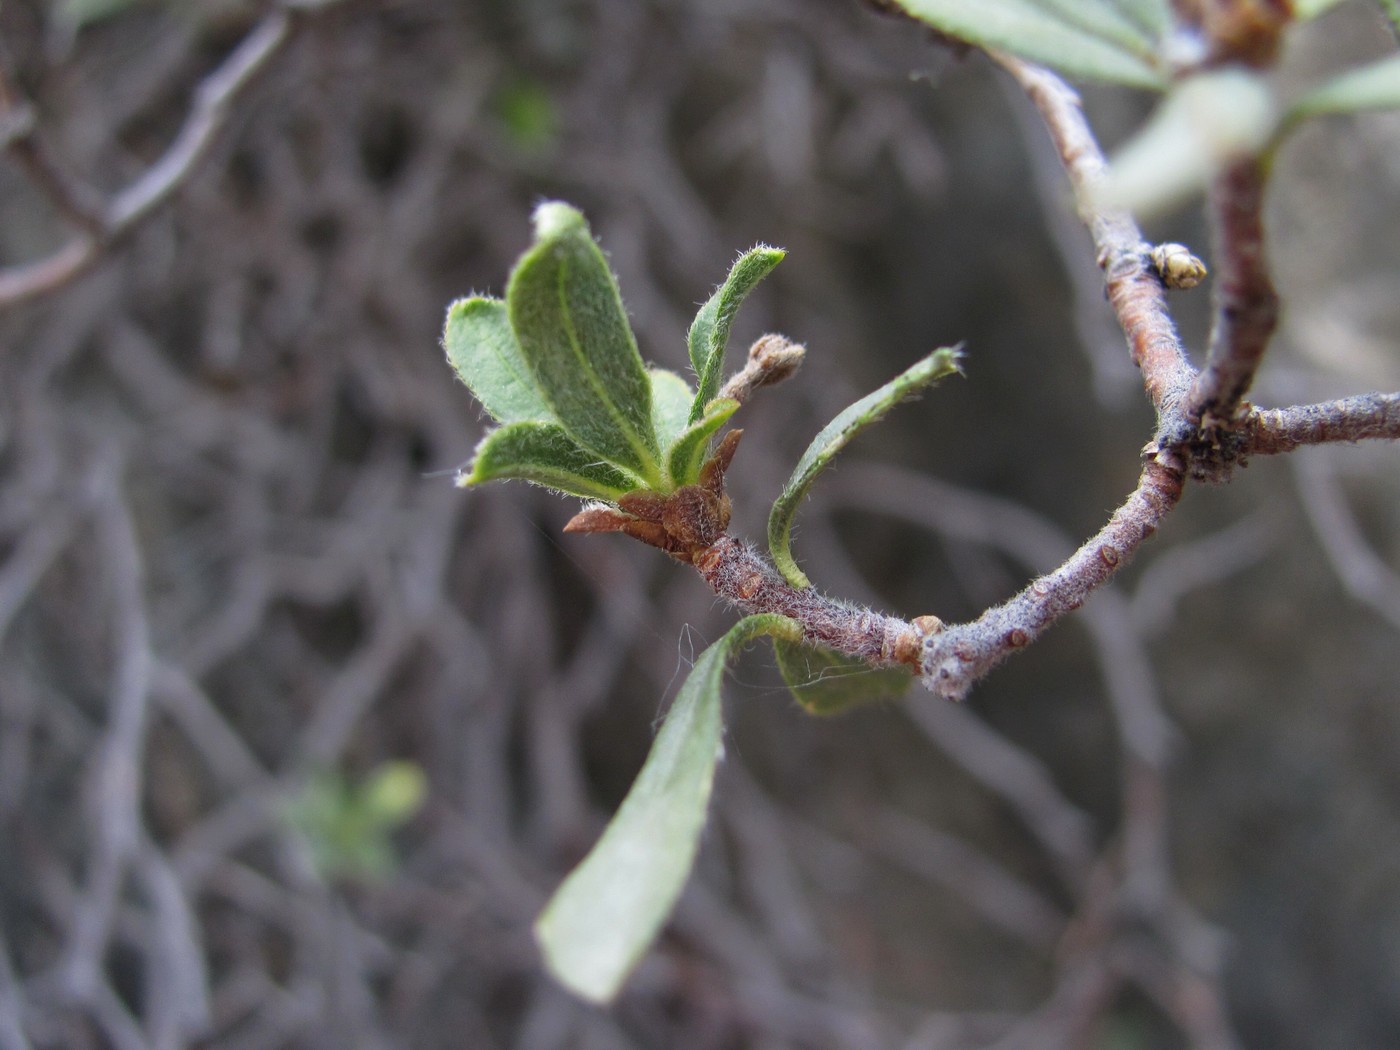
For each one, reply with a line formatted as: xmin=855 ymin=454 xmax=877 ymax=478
xmin=692 ymin=537 xmax=925 ymax=666
xmin=1245 ymin=393 xmax=1400 ymax=454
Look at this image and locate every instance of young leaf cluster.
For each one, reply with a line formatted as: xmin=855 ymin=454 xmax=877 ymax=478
xmin=444 ymin=202 xmax=781 ymax=501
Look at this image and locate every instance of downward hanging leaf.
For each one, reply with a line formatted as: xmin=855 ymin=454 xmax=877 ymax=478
xmin=462 ymin=421 xmax=640 ymax=501
xmin=443 ymin=297 xmax=553 ymax=424
xmin=508 ymin=202 xmax=662 ymax=485
xmin=688 ymin=247 xmax=786 ymax=422
xmin=886 ymin=0 xmax=1167 ymax=89
xmin=535 ymin=613 xmax=801 ymax=1004
xmin=774 ymin=639 xmax=914 ymax=716
xmin=769 ymin=348 xmax=962 ymax=589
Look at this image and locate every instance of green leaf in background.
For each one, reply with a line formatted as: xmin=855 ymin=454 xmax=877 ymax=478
xmin=508 ymin=203 xmax=662 ymax=485
xmin=462 ymin=421 xmax=641 ymax=501
xmin=285 ymin=761 xmax=427 ymax=883
xmin=360 ymin=761 xmax=429 ymax=824
xmin=887 ymin=0 xmax=1166 ymax=89
xmin=1098 ymin=70 xmax=1277 ymax=219
xmin=1292 ymin=0 xmax=1347 ymax=18
xmin=1285 ymin=54 xmax=1400 ymax=127
xmin=769 ymin=348 xmax=962 ymax=590
xmin=666 ymin=398 xmax=741 ymax=488
xmin=493 ymin=75 xmax=558 ymax=152
xmin=443 ymin=297 xmax=553 ymax=425
xmin=650 ymin=368 xmax=696 ymax=451
xmin=688 ymin=246 xmax=786 ymax=422
xmin=773 ymin=639 xmax=914 ymax=716
xmin=535 ymin=613 xmax=801 ymax=1004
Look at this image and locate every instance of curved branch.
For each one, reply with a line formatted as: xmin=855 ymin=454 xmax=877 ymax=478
xmin=919 ymin=459 xmax=1184 ymax=701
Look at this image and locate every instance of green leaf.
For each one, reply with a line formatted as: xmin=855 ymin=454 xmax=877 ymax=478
xmin=688 ymin=247 xmax=785 ymax=423
xmin=774 ymin=639 xmax=914 ymax=716
xmin=443 ymin=297 xmax=553 ymax=425
xmin=887 ymin=0 xmax=1167 ymax=89
xmin=1024 ymin=0 xmax=1158 ymax=55
xmin=463 ymin=421 xmax=641 ymax=501
xmin=666 ymin=398 xmax=741 ymax=488
xmin=508 ymin=203 xmax=662 ymax=484
xmin=1286 ymin=55 xmax=1400 ymax=127
xmin=650 ymin=368 xmax=696 ymax=451
xmin=1109 ymin=0 xmax=1173 ymax=37
xmin=1098 ymin=70 xmax=1277 ymax=219
xmin=535 ymin=614 xmax=801 ymax=1004
xmin=1292 ymin=0 xmax=1346 ymax=18
xmin=769 ymin=348 xmax=962 ymax=589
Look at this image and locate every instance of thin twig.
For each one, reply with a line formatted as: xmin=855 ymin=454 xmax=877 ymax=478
xmin=1186 ymin=157 xmax=1280 ymax=424
xmin=992 ymin=54 xmax=1195 ymax=424
xmin=920 ymin=460 xmax=1184 ymax=700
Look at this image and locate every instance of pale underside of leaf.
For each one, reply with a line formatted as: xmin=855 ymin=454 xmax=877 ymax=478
xmin=1098 ymin=70 xmax=1277 ymax=219
xmin=688 ymin=247 xmax=785 ymax=422
xmin=1286 ymin=54 xmax=1400 ymax=127
xmin=769 ymin=348 xmax=962 ymax=590
xmin=534 ymin=613 xmax=801 ymax=1004
xmin=508 ymin=204 xmax=662 ymax=484
xmin=666 ymin=398 xmax=740 ymax=489
xmin=773 ymin=638 xmax=913 ymax=716
xmin=462 ymin=421 xmax=640 ymax=501
xmin=1108 ymin=0 xmax=1173 ymax=37
xmin=889 ymin=0 xmax=1166 ymax=89
xmin=443 ymin=297 xmax=552 ymax=424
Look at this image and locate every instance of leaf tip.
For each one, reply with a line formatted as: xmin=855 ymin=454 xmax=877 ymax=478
xmin=532 ymin=200 xmax=587 ymax=240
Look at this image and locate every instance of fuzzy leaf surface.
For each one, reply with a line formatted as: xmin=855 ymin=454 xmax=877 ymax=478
xmin=888 ymin=0 xmax=1166 ymax=88
xmin=774 ymin=639 xmax=913 ymax=716
xmin=769 ymin=348 xmax=962 ymax=589
xmin=688 ymin=247 xmax=785 ymax=422
xmin=1287 ymin=55 xmax=1400 ymax=125
xmin=667 ymin=398 xmax=740 ymax=488
xmin=534 ymin=613 xmax=801 ymax=1003
xmin=508 ymin=202 xmax=661 ymax=484
xmin=462 ymin=421 xmax=639 ymax=501
xmin=650 ymin=368 xmax=696 ymax=452
xmin=443 ymin=297 xmax=552 ymax=424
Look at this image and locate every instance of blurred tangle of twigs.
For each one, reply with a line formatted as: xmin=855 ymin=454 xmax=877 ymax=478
xmin=2 ymin=1 xmax=1400 ymax=1048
